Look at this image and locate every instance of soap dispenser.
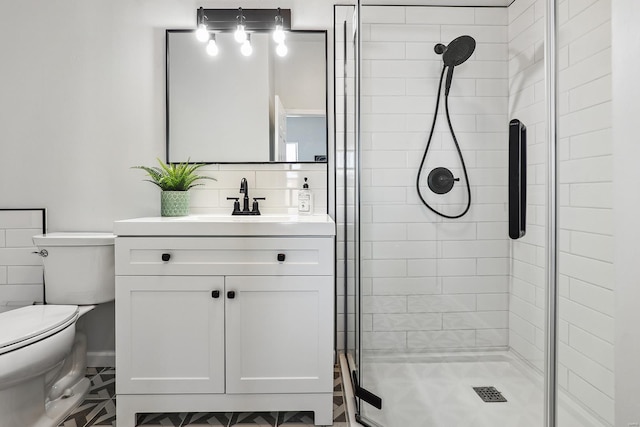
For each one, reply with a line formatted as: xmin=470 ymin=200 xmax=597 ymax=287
xmin=297 ymin=177 xmax=313 ymax=215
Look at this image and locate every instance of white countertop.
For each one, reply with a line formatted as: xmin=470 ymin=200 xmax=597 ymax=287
xmin=114 ymin=214 xmax=336 ymax=237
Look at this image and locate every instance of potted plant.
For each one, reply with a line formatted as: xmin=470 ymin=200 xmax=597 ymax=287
xmin=133 ymin=158 xmax=215 ymax=217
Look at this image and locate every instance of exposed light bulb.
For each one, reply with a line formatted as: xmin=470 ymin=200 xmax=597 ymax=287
xmin=276 ymin=42 xmax=288 ymax=57
xmin=273 ymin=25 xmax=285 ymax=44
xmin=206 ymin=38 xmax=219 ymax=56
xmin=234 ymin=24 xmax=247 ymax=43
xmin=195 ymin=24 xmax=209 ymax=42
xmin=240 ymin=38 xmax=253 ymax=57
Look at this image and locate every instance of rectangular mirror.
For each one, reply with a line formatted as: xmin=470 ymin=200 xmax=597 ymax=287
xmin=166 ymin=29 xmax=327 ymax=164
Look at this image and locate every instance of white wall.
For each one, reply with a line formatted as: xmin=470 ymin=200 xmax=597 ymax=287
xmin=274 ymin=35 xmax=327 ymax=112
xmin=0 ymin=0 xmax=336 ymax=361
xmin=612 ymin=0 xmax=640 ymax=425
xmin=0 ymin=0 xmax=336 ymax=232
xmin=360 ymin=5 xmax=510 ymax=353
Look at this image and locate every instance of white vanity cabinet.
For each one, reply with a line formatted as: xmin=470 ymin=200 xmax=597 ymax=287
xmin=113 ymin=216 xmax=335 ymax=427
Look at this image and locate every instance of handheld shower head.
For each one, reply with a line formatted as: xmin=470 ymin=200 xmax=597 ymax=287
xmin=434 ymin=35 xmax=476 ymax=96
xmin=441 ymin=35 xmax=476 ymax=67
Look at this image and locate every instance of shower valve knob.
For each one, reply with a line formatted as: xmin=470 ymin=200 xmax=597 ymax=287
xmin=427 ymin=167 xmax=458 ymax=195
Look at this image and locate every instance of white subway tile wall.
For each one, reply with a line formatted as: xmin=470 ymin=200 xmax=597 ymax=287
xmin=360 ymin=5 xmax=510 ymax=353
xmin=557 ymin=0 xmax=613 ymax=424
xmin=0 ymin=210 xmax=45 ymax=312
xmin=508 ymin=0 xmax=548 ymax=379
xmin=510 ymin=0 xmax=613 ymax=424
xmin=189 ymin=163 xmax=328 ymax=216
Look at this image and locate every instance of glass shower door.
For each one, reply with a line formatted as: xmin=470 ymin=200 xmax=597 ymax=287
xmin=355 ymin=2 xmax=549 ymax=426
xmin=334 ymin=0 xmax=359 ymax=387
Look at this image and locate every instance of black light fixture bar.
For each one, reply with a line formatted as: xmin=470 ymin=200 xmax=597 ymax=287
xmin=197 ymin=8 xmax=291 ymax=31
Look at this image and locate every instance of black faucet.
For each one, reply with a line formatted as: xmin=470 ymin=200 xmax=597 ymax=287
xmin=240 ymin=178 xmax=250 ymax=212
xmin=227 ymin=178 xmax=265 ymax=215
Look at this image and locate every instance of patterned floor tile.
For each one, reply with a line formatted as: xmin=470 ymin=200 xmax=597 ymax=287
xmin=229 ymin=412 xmax=278 ymax=426
xmin=86 ymin=368 xmax=116 ymax=399
xmin=136 ymin=412 xmax=186 ymax=426
xmin=85 ymin=367 xmax=107 ymax=378
xmin=86 ymin=398 xmax=116 ymax=426
xmin=182 ymin=412 xmax=233 ymax=426
xmin=276 ymin=411 xmax=315 ymax=425
xmin=333 ymin=368 xmax=343 ymax=393
xmin=332 ymin=396 xmax=347 ymax=422
xmin=58 ymin=399 xmax=109 ymax=427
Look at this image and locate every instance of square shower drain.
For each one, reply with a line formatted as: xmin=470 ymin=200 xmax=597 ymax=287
xmin=472 ymin=386 xmax=507 ymax=402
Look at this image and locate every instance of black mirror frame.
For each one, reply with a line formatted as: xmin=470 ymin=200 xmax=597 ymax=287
xmin=165 ymin=28 xmax=328 ymax=165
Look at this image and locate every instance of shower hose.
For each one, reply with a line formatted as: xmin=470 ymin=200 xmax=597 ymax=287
xmin=416 ymin=65 xmax=472 ymax=219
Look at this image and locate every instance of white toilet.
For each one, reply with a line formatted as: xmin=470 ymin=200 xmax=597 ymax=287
xmin=0 ymin=232 xmax=115 ymax=427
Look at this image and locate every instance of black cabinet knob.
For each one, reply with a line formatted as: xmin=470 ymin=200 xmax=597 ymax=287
xmin=161 ymin=253 xmax=171 ymax=262
xmin=277 ymin=253 xmax=286 ymax=262
xmin=211 ymin=290 xmax=220 ymax=298
xmin=227 ymin=291 xmax=236 ymax=299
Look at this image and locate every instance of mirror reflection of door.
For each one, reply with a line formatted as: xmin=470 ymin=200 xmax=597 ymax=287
xmin=285 ymin=113 xmax=326 ymax=162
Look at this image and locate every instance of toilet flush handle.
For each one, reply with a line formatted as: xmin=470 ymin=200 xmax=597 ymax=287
xmin=32 ymin=249 xmax=48 ymax=257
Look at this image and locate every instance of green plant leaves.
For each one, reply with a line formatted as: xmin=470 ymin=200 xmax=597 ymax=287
xmin=132 ymin=158 xmax=216 ymax=191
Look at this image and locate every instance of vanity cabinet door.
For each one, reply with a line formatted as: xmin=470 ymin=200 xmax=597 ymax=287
xmin=116 ymin=275 xmax=225 ymax=394
xmin=224 ymin=275 xmax=334 ymax=394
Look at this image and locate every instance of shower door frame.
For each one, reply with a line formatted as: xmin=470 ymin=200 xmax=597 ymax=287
xmin=347 ymin=1 xmax=561 ymax=426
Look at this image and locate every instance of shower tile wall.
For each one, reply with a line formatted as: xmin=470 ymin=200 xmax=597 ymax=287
xmin=509 ymin=0 xmax=613 ymax=424
xmin=189 ymin=164 xmax=327 ymax=216
xmin=360 ymin=6 xmax=510 ymax=353
xmin=557 ymin=0 xmax=613 ymax=425
xmin=507 ymin=0 xmax=547 ymax=373
xmin=0 ymin=209 xmax=44 ymax=312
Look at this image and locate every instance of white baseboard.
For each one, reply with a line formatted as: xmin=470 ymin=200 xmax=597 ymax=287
xmin=87 ymin=351 xmax=115 ymax=368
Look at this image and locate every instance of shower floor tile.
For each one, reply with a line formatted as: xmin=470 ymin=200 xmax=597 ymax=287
xmin=358 ymin=352 xmax=606 ymax=427
xmin=59 ymin=366 xmax=347 ymax=427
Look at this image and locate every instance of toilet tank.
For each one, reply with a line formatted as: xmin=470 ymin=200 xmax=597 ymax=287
xmin=32 ymin=233 xmax=116 ymax=305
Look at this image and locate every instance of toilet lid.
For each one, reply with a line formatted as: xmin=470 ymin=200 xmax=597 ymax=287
xmin=0 ymin=305 xmax=78 ymax=354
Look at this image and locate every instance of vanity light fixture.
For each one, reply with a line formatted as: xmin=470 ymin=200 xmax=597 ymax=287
xmin=206 ymin=34 xmax=219 ymax=56
xmin=240 ymin=33 xmax=253 ymax=57
xmin=273 ymin=8 xmax=285 ymax=44
xmin=234 ymin=8 xmax=247 ymax=43
xmin=195 ymin=7 xmax=210 ymax=42
xmin=195 ymin=8 xmax=291 ymax=57
xmin=273 ymin=8 xmax=287 ymax=57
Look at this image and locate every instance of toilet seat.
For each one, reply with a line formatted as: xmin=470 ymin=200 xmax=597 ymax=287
xmin=0 ymin=305 xmax=79 ymax=355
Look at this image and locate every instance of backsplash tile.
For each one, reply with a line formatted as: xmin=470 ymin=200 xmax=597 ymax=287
xmin=190 ymin=164 xmax=327 ymax=215
xmin=0 ymin=209 xmax=45 ymax=312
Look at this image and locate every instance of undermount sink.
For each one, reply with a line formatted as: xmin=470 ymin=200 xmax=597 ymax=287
xmin=113 ymin=214 xmax=335 ymax=237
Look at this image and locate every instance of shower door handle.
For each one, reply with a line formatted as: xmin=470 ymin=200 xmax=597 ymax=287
xmin=509 ymin=119 xmax=527 ymax=239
